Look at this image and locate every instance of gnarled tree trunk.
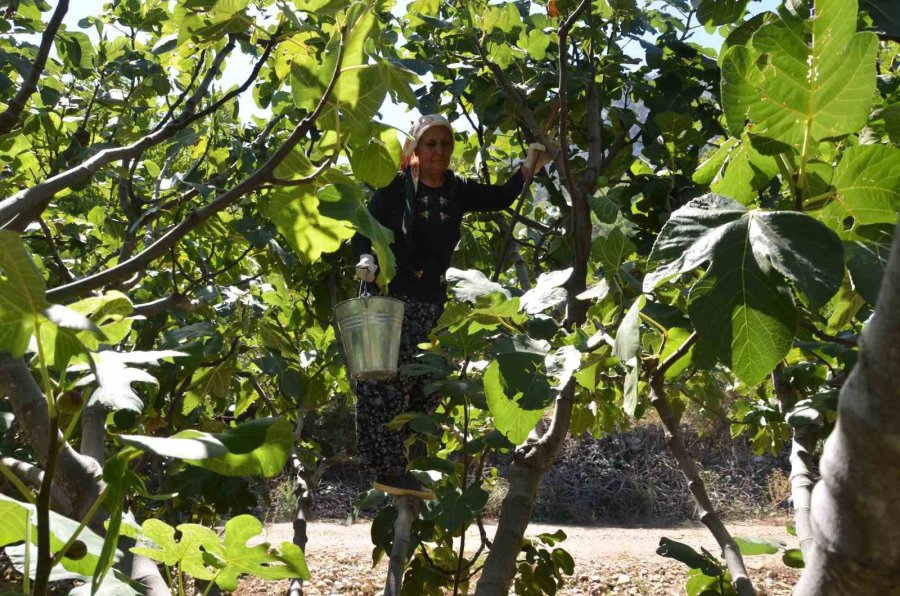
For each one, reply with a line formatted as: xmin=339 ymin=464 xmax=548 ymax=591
xmin=796 ymin=223 xmax=900 ymax=594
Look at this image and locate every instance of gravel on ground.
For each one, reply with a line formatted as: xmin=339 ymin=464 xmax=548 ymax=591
xmin=236 ymin=519 xmax=800 ymax=595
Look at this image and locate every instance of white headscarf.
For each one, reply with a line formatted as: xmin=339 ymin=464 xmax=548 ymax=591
xmin=399 ymin=113 xmax=454 ymax=171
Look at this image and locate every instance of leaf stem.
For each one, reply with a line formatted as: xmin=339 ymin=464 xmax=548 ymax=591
xmin=48 ymin=486 xmax=108 ymax=567
xmin=33 ymin=324 xmax=61 ymax=596
xmin=0 ymin=459 xmax=38 ymax=504
xmin=776 ymin=154 xmax=801 ymax=210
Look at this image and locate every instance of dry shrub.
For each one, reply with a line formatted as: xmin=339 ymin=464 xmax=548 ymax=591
xmin=529 ymin=423 xmax=791 ymax=525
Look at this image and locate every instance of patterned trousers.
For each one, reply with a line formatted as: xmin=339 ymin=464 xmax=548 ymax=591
xmin=353 ymin=296 xmax=444 ymax=477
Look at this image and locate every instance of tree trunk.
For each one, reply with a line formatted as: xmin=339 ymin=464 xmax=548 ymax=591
xmin=385 ymin=496 xmax=421 ymax=595
xmin=474 ymin=384 xmax=575 ymax=595
xmin=649 ymin=377 xmax=755 ymax=595
xmin=81 ymin=403 xmax=107 ymax=462
xmin=796 ymin=223 xmax=900 ymax=594
xmin=772 ymin=366 xmax=817 ymax=557
xmin=0 ymin=355 xmax=103 ymax=521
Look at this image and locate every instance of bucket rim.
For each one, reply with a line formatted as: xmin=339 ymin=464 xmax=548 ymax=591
xmin=334 ymin=295 xmax=405 ymax=310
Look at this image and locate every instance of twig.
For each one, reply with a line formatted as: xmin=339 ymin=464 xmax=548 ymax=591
xmin=236 ymin=372 xmax=279 ymax=417
xmin=0 ymin=0 xmax=69 ymax=135
xmin=648 ymin=334 xmax=755 ymax=596
xmin=37 ymin=217 xmax=75 ymax=283
xmin=45 ymin=25 xmax=348 ymax=302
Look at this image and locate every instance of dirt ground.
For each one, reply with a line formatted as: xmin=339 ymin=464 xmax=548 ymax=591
xmin=236 ymin=518 xmax=801 ymax=595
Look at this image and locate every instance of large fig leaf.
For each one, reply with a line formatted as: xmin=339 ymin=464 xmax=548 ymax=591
xmin=76 ymin=350 xmax=186 ymax=413
xmin=644 ymin=195 xmax=844 ymax=385
xmin=721 ymin=0 xmax=877 ymax=150
xmin=119 ymin=417 xmax=293 ymax=478
xmin=815 ymin=144 xmax=900 ymax=236
xmin=484 ymin=352 xmax=554 ymax=444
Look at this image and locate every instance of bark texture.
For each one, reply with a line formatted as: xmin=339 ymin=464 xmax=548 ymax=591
xmin=474 ymin=384 xmax=575 ymax=595
xmin=385 ymin=496 xmax=421 ymax=595
xmin=796 ymin=223 xmax=900 ymax=594
xmin=0 ymin=354 xmax=103 ymax=520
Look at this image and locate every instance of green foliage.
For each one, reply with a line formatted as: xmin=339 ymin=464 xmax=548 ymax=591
xmin=119 ymin=417 xmax=293 ymax=477
xmin=132 ymin=514 xmax=309 ymax=591
xmin=0 ymin=0 xmax=893 ymax=591
xmin=644 ymin=195 xmax=843 ymax=384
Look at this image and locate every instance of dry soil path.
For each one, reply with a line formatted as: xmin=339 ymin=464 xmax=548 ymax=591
xmin=236 ymin=519 xmax=800 ymax=595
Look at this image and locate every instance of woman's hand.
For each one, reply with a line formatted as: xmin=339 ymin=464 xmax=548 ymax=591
xmin=355 ymin=254 xmax=378 ymax=282
xmin=523 ymin=143 xmax=552 ymax=181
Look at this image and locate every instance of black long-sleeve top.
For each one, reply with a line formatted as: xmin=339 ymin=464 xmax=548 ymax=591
xmin=351 ymin=169 xmax=525 ymax=305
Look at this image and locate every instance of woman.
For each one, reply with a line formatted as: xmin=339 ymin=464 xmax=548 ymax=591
xmin=350 ymin=114 xmax=550 ymax=499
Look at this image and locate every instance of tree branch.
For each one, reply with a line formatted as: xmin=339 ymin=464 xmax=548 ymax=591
xmin=772 ymin=365 xmax=817 ymax=558
xmin=648 ymin=371 xmax=755 ymax=595
xmin=0 ymin=33 xmax=276 ymax=230
xmin=0 ymin=355 xmax=104 ymax=522
xmin=0 ymin=0 xmax=69 ymax=135
xmin=46 ymin=27 xmax=346 ymax=302
xmin=657 ymin=331 xmax=697 ymax=377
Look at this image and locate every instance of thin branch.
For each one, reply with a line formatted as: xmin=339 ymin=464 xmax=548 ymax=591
xmin=0 ymin=0 xmax=69 ymax=135
xmin=0 ymin=33 xmax=276 ymax=230
xmin=46 ymin=25 xmax=348 ymax=302
xmin=236 ymin=372 xmax=279 ymax=416
xmin=556 ymin=0 xmax=591 ymax=201
xmin=151 ymin=49 xmax=208 ymax=133
xmin=657 ymin=332 xmax=698 ymax=377
xmin=470 ymin=30 xmax=558 ymax=157
xmin=648 ymin=376 xmax=755 ymax=596
xmin=269 ymin=153 xmax=337 ymax=186
xmin=132 ymin=294 xmax=191 ymax=317
xmin=37 ymin=217 xmax=75 ymax=283
xmin=802 ymin=321 xmax=858 ymax=347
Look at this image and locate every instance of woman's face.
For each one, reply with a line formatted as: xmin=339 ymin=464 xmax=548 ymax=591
xmin=414 ymin=126 xmax=453 ymax=178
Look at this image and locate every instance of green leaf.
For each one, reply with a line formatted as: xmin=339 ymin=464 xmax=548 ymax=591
xmin=782 ymin=547 xmax=805 ymax=568
xmin=845 ymin=225 xmax=893 ymax=303
xmin=0 ymin=494 xmax=112 ymax=578
xmin=544 ymin=345 xmax=581 ymax=390
xmin=266 ymin=185 xmax=355 ymax=263
xmin=693 ymin=138 xmax=739 ymax=185
xmin=623 ymin=364 xmax=640 ymax=417
xmin=350 ymin=125 xmax=401 ymax=189
xmin=708 ymin=135 xmax=778 ymax=204
xmin=721 ymin=0 xmax=878 ymax=149
xmin=433 ymin=485 xmax=489 ymax=531
xmin=0 ymin=231 xmax=48 ymax=356
xmin=183 ymin=417 xmax=293 ymax=477
xmin=518 ymin=29 xmax=552 ymax=60
xmin=656 ymin=537 xmax=722 ymax=576
xmin=645 ymin=195 xmax=844 ymax=385
xmin=483 ymin=3 xmax=522 ymax=33
xmin=446 ymin=268 xmax=511 ymax=302
xmin=817 ymin=144 xmax=900 ymax=235
xmin=131 ymin=519 xmax=219 ymax=579
xmin=213 ymin=515 xmax=310 ymax=590
xmin=615 ymin=296 xmax=644 ymax=363
xmin=484 ymin=353 xmax=553 ymax=444
xmin=593 ymin=226 xmax=636 ymax=274
xmin=57 ymin=31 xmax=95 ymax=69
xmin=120 ymin=418 xmax=292 ymax=477
xmin=519 ymin=268 xmax=571 ymax=315
xmin=883 ymin=102 xmax=900 ymax=144
xmin=76 ymin=350 xmax=186 ymax=413
xmin=118 ymin=433 xmax=229 ymax=460
xmin=696 ymin=0 xmax=749 ymax=25
xmin=861 ymin=0 xmax=900 ymax=38
xmin=734 ymin=536 xmax=784 ymax=556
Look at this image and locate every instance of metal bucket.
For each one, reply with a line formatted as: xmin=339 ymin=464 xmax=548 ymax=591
xmin=334 ymin=295 xmax=405 ymax=381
